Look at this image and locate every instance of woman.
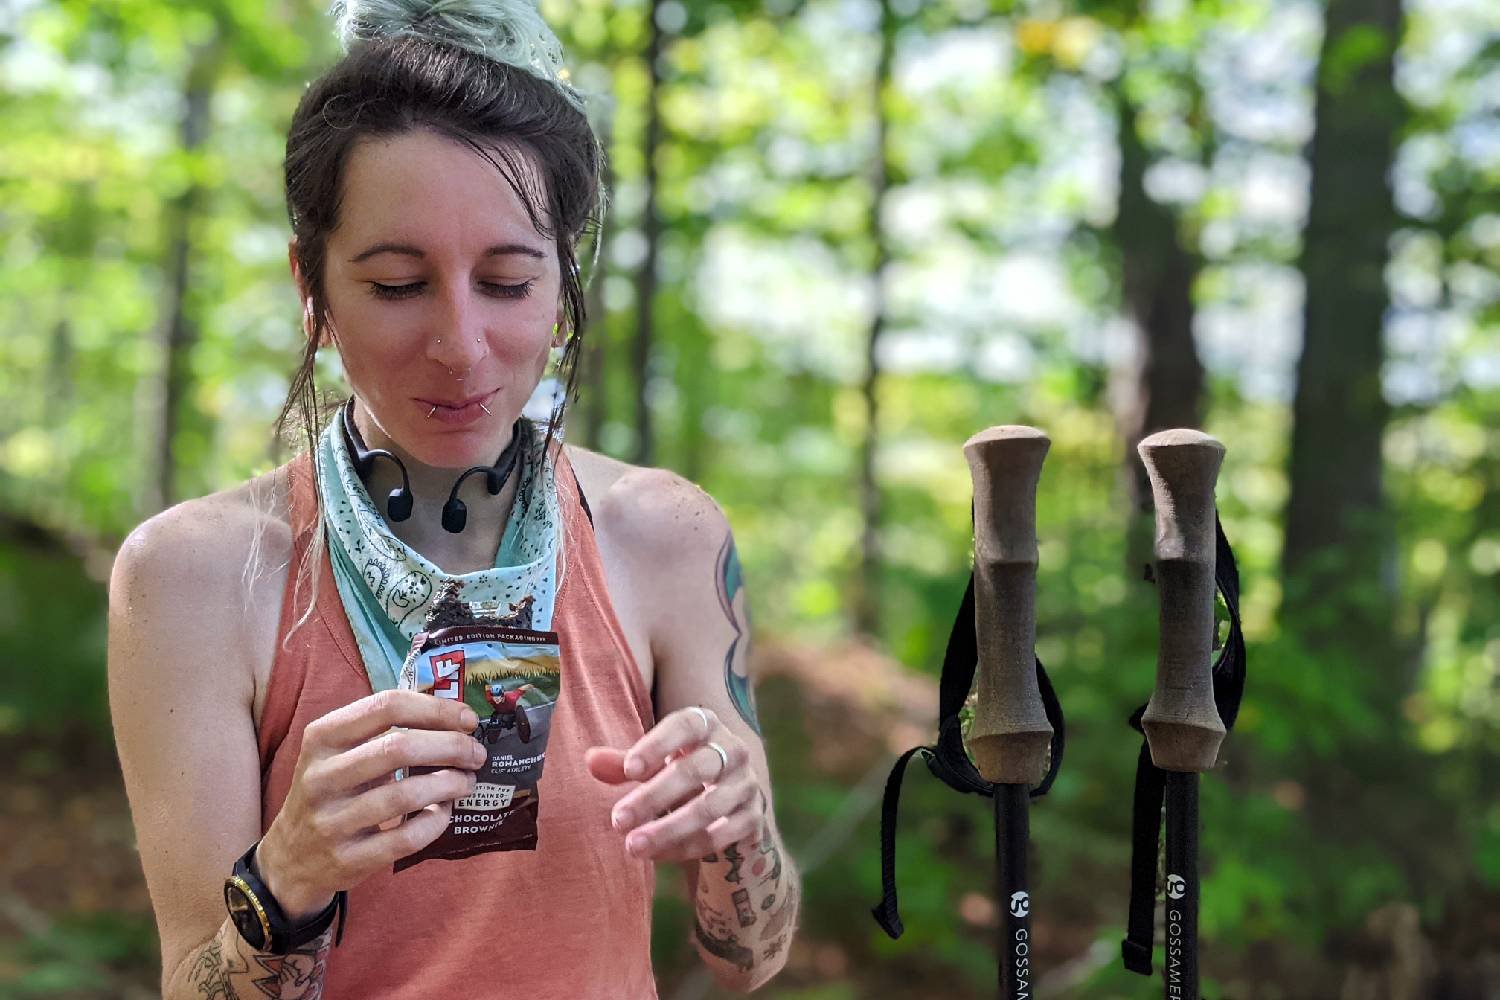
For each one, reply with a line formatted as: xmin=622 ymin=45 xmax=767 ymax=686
xmin=107 ymin=3 xmax=798 ymax=996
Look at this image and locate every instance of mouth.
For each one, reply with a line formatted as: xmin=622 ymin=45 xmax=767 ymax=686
xmin=415 ymin=388 xmax=498 ymax=410
xmin=413 ymin=388 xmax=500 ymax=425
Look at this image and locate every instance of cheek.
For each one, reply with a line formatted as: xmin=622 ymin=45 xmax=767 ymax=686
xmin=324 ymin=292 xmax=419 ymax=383
xmin=481 ymin=293 xmax=561 ymax=360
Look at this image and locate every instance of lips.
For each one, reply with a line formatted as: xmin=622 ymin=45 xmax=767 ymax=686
xmin=412 ymin=387 xmax=500 ymax=427
xmin=415 ymin=388 xmax=497 ymax=410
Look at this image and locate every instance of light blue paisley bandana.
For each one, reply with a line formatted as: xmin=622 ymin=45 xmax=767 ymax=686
xmin=314 ymin=411 xmax=563 ymax=693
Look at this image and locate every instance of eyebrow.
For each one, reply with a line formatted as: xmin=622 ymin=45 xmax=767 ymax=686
xmin=348 ymin=242 xmax=546 ymax=263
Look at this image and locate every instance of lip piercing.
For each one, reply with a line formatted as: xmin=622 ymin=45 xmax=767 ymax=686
xmin=478 ymin=401 xmax=492 ymax=415
xmin=428 ymin=405 xmax=437 ymax=418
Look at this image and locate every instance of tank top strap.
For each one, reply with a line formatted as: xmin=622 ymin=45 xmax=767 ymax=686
xmin=257 ymin=451 xmax=366 ymax=772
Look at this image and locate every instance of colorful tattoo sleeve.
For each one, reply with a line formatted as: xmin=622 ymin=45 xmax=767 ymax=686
xmin=715 ymin=533 xmax=761 ymax=736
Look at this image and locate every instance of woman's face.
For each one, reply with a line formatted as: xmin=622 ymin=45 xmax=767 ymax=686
xmin=310 ymin=128 xmax=563 ymax=469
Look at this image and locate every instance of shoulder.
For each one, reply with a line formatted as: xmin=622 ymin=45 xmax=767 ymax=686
xmin=111 ymin=468 xmax=292 ymax=609
xmin=562 ymin=444 xmax=731 ymax=557
xmin=109 ymin=467 xmax=294 ymax=699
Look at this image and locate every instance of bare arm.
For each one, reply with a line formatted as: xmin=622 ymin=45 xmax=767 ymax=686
xmin=601 ymin=469 xmax=800 ymax=991
xmin=109 ymin=492 xmax=484 ymax=997
xmin=670 ymin=527 xmax=799 ymax=992
xmin=109 ymin=494 xmax=316 ymax=998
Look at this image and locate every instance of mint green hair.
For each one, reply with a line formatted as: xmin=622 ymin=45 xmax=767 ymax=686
xmin=330 ymin=0 xmax=586 ymax=113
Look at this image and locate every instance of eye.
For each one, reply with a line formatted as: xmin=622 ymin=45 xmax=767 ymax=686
xmin=366 ymin=280 xmax=534 ymax=301
xmin=369 ymin=281 xmax=424 ymax=300
xmin=482 ymin=280 xmax=534 ymax=300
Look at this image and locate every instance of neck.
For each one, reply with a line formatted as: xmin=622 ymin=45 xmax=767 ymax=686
xmin=352 ymin=405 xmax=527 ymax=575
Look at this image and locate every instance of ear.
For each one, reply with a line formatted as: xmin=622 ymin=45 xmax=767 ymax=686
xmin=551 ymin=306 xmax=568 ymax=350
xmin=288 ymin=238 xmax=307 ymax=297
xmin=290 ymin=238 xmax=333 ymax=349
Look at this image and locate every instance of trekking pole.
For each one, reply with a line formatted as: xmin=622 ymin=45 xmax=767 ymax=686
xmin=964 ymin=426 xmax=1055 ymax=1000
xmin=1137 ymin=429 xmax=1227 ymax=999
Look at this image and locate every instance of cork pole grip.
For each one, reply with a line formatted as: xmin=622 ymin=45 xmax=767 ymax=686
xmin=1138 ymin=429 xmax=1227 ymax=773
xmin=964 ymin=426 xmax=1054 ymax=786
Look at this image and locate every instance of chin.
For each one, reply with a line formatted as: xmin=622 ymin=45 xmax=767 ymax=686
xmin=398 ymin=416 xmax=521 ymax=471
xmin=400 ymin=431 xmax=507 ymax=470
xmin=357 ymin=388 xmax=525 ymax=468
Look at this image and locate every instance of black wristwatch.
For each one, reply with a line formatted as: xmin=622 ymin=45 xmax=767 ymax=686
xmin=223 ymin=841 xmax=347 ymax=954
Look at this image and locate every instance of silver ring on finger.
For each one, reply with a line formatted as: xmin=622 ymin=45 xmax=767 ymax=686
xmin=689 ymin=705 xmax=711 ymax=735
xmin=705 ymin=740 xmax=729 ymax=784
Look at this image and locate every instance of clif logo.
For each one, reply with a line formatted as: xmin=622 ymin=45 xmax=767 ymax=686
xmin=1166 ymin=874 xmax=1186 ymax=900
xmin=1009 ymin=892 xmax=1030 ymax=918
xmin=431 ymin=650 xmax=466 ymax=700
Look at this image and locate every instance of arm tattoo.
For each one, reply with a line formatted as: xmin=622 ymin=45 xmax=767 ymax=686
xmin=758 ymin=881 xmax=798 ymax=942
xmin=731 ymin=888 xmax=756 ymax=927
xmin=694 ymin=915 xmax=756 ymax=973
xmin=715 ymin=533 xmax=761 ymax=736
xmin=250 ymin=941 xmax=329 ymax=999
xmin=187 ymin=938 xmax=246 ymax=999
xmin=721 ymin=842 xmax=745 ymax=884
xmin=181 ymin=921 xmax=329 ymax=999
xmin=692 ymin=832 xmax=798 ymax=983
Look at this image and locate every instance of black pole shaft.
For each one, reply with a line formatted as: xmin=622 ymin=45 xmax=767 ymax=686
xmin=1162 ymin=771 xmax=1200 ymax=1000
xmin=997 ymin=783 xmax=1034 ymax=999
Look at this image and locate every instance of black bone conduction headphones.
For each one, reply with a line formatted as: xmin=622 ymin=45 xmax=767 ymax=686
xmin=338 ymin=397 xmax=527 ymax=534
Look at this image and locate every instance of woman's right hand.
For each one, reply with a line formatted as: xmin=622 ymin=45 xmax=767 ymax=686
xmin=254 ymin=689 xmax=485 ymax=919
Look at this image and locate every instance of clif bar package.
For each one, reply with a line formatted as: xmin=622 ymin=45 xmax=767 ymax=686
xmin=393 ymin=584 xmax=562 ymax=872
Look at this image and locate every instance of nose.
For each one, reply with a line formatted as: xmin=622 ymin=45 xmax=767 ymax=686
xmin=425 ymin=286 xmax=489 ymax=376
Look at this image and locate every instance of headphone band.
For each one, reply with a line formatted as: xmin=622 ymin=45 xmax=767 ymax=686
xmin=337 ymin=397 xmax=525 ymax=534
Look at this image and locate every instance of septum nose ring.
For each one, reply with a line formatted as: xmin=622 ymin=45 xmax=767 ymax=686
xmin=434 ymin=336 xmax=486 ymax=380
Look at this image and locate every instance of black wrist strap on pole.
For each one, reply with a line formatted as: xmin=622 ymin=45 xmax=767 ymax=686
xmin=1120 ymin=513 xmax=1246 ymax=976
xmin=870 ymin=505 xmax=1066 ymax=939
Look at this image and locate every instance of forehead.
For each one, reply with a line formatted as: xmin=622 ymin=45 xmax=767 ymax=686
xmin=333 ymin=129 xmax=550 ymax=249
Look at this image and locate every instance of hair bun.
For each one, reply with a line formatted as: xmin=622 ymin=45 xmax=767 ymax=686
xmin=330 ymin=0 xmax=584 ymax=110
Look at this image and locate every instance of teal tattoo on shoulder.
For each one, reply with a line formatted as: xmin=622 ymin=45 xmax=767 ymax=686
xmin=716 ymin=533 xmax=761 ymax=736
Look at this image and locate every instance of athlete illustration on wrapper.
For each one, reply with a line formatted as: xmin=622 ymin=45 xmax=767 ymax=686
xmin=481 ymin=681 xmax=536 ymax=744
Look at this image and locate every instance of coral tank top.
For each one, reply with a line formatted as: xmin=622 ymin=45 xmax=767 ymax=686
xmin=257 ymin=446 xmax=659 ymax=998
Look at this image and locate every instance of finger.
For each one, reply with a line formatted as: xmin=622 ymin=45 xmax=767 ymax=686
xmin=643 ymin=796 xmax=764 ymax=864
xmin=333 ymin=767 xmax=476 ymax=836
xmin=623 ymin=779 xmax=759 ymax=859
xmin=342 ymin=800 xmax=455 ymax=871
xmin=584 ymin=746 xmax=630 ymax=785
xmin=612 ymin=739 xmax=747 ymax=833
xmin=319 ymin=728 xmax=486 ymax=793
xmin=307 ymin=690 xmax=480 ymax=753
xmin=622 ymin=706 xmax=719 ymax=781
xmin=705 ymin=806 xmax=769 ymax=857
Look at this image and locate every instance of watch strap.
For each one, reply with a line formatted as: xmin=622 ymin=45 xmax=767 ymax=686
xmin=231 ymin=841 xmax=348 ymax=952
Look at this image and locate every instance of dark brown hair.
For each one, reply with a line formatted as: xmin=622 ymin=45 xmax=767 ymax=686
xmin=276 ymin=34 xmax=603 ymax=509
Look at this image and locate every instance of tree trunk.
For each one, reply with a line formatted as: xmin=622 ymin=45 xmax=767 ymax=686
xmin=1282 ymin=0 xmax=1430 ymax=936
xmin=1282 ymin=0 xmax=1404 ymax=673
xmin=630 ymin=0 xmax=663 ymax=468
xmin=1111 ymin=85 xmax=1204 ymax=570
xmin=137 ymin=43 xmax=217 ymax=516
xmin=854 ymin=0 xmax=895 ymax=640
xmin=45 ymin=319 xmax=73 ymax=431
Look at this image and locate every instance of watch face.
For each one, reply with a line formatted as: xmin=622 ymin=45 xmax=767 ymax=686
xmin=225 ymin=879 xmax=268 ymax=950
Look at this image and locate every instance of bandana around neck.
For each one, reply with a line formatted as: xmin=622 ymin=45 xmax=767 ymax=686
xmin=314 ymin=410 xmax=564 ymax=693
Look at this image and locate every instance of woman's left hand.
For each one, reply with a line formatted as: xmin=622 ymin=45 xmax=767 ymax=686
xmin=585 ymin=706 xmax=765 ymax=862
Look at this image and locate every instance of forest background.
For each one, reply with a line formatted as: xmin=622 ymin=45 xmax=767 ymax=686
xmin=1 ymin=0 xmax=1497 ymax=997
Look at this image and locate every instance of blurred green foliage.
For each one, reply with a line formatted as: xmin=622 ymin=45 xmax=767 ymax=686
xmin=2 ymin=0 xmax=1497 ymax=997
